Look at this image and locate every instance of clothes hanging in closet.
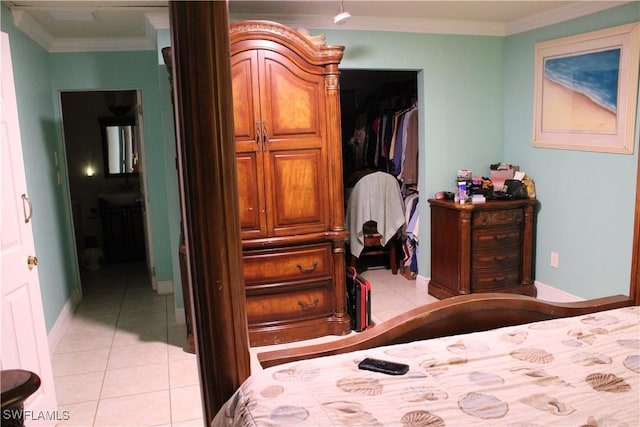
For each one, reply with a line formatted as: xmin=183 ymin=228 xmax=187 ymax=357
xmin=401 ymin=192 xmax=419 ymax=275
xmin=346 ymin=103 xmax=418 ymax=185
xmin=392 ymin=104 xmax=419 ymax=185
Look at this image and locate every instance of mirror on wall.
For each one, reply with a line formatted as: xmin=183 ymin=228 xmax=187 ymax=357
xmin=99 ymin=116 xmax=138 ymax=176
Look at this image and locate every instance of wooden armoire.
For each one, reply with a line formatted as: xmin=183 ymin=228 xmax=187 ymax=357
xmin=229 ymin=21 xmax=351 ymax=345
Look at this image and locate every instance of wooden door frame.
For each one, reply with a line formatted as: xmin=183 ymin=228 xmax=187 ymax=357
xmin=168 ymin=2 xmax=250 ymax=424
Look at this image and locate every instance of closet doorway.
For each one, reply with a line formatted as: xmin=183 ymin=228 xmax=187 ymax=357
xmin=59 ymin=90 xmax=153 ymax=292
xmin=340 ymin=69 xmax=420 ymax=280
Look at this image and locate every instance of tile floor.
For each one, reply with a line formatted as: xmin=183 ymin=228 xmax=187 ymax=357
xmin=52 ymin=262 xmax=435 ymax=426
xmin=52 ymin=262 xmax=202 ymax=426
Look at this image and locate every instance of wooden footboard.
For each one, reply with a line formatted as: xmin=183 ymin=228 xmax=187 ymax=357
xmin=258 ymin=293 xmax=634 ymax=368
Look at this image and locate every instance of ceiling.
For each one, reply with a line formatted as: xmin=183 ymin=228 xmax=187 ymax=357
xmin=4 ymin=1 xmax=632 ymax=52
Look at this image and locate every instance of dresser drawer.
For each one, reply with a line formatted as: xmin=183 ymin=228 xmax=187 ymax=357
xmin=472 ymin=226 xmax=521 ymax=249
xmin=472 ymin=246 xmax=521 ymax=269
xmin=473 ymin=209 xmax=523 ymax=227
xmin=243 ymin=243 xmax=332 ymax=285
xmin=246 ymin=281 xmax=332 ymax=323
xmin=471 ymin=266 xmax=521 ymax=290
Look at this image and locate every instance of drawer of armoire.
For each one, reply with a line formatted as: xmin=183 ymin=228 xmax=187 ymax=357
xmin=471 ymin=266 xmax=521 ymax=290
xmin=245 ymin=282 xmax=332 ymax=323
xmin=243 ymin=243 xmax=332 ymax=284
xmin=472 ymin=246 xmax=521 ymax=269
xmin=472 ymin=227 xmax=521 ymax=249
xmin=472 ymin=209 xmax=523 ymax=227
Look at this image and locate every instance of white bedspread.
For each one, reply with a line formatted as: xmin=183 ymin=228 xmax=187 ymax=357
xmin=214 ymin=306 xmax=639 ymax=426
xmin=345 ymin=172 xmax=405 ymax=257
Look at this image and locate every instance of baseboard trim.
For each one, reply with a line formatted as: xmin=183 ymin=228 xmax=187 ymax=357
xmin=48 ymin=286 xmax=82 ymax=353
xmin=156 ymin=279 xmax=173 ymax=295
xmin=174 ymin=307 xmax=186 ymax=325
xmin=416 ymin=274 xmax=429 ymax=291
xmin=420 ymin=276 xmax=581 ymax=302
xmin=150 ymin=271 xmax=158 ymax=291
xmin=534 ymin=281 xmax=583 ymax=302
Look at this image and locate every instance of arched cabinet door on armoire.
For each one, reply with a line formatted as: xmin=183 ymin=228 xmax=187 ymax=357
xmin=230 ymin=21 xmax=352 ymax=345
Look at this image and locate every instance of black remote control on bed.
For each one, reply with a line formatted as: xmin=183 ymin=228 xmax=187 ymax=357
xmin=358 ymin=358 xmax=409 ymax=375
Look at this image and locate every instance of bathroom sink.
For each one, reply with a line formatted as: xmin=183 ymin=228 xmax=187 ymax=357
xmin=99 ymin=192 xmax=141 ymax=206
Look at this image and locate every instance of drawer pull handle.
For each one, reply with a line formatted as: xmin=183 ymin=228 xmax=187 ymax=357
xmin=296 ymin=261 xmax=318 ymax=273
xmin=493 ymin=276 xmax=506 ymax=282
xmin=493 ymin=255 xmax=507 ymax=262
xmin=493 ymin=235 xmax=508 ymax=241
xmin=298 ymin=298 xmax=319 ymax=311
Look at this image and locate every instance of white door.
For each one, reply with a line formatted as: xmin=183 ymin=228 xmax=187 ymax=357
xmin=1 ymin=32 xmax=58 ymax=425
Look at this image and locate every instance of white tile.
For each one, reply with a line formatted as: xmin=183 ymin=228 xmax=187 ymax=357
xmin=372 ymin=307 xmax=409 ymax=323
xmin=170 ymin=385 xmax=203 ymax=423
xmin=167 ymin=323 xmax=187 ymax=341
xmin=370 ymin=312 xmax=386 ymax=326
xmin=111 ymin=322 xmax=167 ymax=347
xmin=53 ymin=259 xmax=432 ymax=427
xmin=76 ymin=298 xmax=120 ymax=317
xmin=171 ymin=418 xmax=205 ymax=427
xmin=120 ymin=297 xmax=166 ymax=313
xmin=117 ymin=306 xmax=167 ymax=325
xmin=52 ymin=348 xmax=110 ymax=377
xmin=107 ymin=341 xmax=168 ymax=369
xmin=64 ymin=314 xmax=118 ymax=335
xmin=393 ymin=285 xmax=438 ymax=307
xmin=169 ymin=358 xmax=200 ymax=388
xmin=371 ymin=288 xmax=413 ymax=313
xmin=167 ymin=339 xmax=196 ymax=361
xmin=101 ymin=363 xmax=169 ymax=399
xmin=56 ymin=400 xmax=98 ymax=426
xmin=94 ymin=390 xmax=171 ymax=426
xmin=54 ymin=371 xmax=104 ymax=405
xmin=55 ymin=329 xmax=115 ymax=354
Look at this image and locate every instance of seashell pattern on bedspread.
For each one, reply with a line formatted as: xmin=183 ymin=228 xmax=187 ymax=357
xmin=213 ymin=306 xmax=639 ymax=426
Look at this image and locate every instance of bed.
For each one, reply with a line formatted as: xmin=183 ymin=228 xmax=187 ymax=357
xmin=213 ymin=293 xmax=638 ymax=426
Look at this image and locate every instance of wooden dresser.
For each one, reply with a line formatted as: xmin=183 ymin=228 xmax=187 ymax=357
xmin=230 ymin=21 xmax=351 ymax=345
xmin=428 ymin=198 xmax=538 ymax=299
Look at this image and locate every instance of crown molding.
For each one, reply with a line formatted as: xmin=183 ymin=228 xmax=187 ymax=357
xmin=9 ymin=2 xmax=632 ymax=52
xmin=11 ymin=8 xmax=158 ymax=52
xmin=505 ymin=1 xmax=631 ymax=35
xmin=11 ymin=10 xmax=55 ymax=51
xmin=231 ymin=13 xmax=507 ymax=36
xmin=145 ymin=11 xmax=169 ymax=31
xmin=47 ymin=37 xmax=155 ymax=53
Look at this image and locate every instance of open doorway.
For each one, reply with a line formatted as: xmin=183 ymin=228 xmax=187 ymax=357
xmin=59 ymin=90 xmax=153 ymax=291
xmin=339 ymin=69 xmax=419 ymax=279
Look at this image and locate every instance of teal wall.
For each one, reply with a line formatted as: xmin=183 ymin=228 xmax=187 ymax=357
xmin=48 ymin=51 xmax=175 ymax=295
xmin=321 ymin=2 xmax=638 ymax=299
xmin=1 ymin=5 xmax=181 ymax=330
xmin=156 ymin=28 xmax=184 ymax=310
xmin=321 ymin=29 xmax=506 ymax=285
xmin=504 ymin=2 xmax=640 ymax=298
xmin=1 ymin=5 xmax=79 ymax=331
xmin=3 ymin=3 xmax=638 ymax=333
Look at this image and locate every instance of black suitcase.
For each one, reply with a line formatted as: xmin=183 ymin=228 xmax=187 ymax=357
xmin=346 ymin=267 xmax=372 ymax=331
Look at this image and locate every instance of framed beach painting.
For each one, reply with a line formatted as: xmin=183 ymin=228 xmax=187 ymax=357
xmin=533 ymin=22 xmax=640 ymax=154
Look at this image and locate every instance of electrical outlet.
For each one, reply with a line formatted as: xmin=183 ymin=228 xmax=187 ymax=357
xmin=550 ymin=251 xmax=559 ymax=268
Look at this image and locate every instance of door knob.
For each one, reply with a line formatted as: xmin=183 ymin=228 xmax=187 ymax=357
xmin=27 ymin=255 xmax=38 ymax=271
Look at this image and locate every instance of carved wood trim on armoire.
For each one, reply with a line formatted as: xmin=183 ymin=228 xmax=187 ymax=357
xmin=229 ymin=21 xmax=352 ymax=345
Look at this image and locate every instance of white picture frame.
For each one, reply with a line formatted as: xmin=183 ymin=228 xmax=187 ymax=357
xmin=533 ymin=22 xmax=640 ymax=154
